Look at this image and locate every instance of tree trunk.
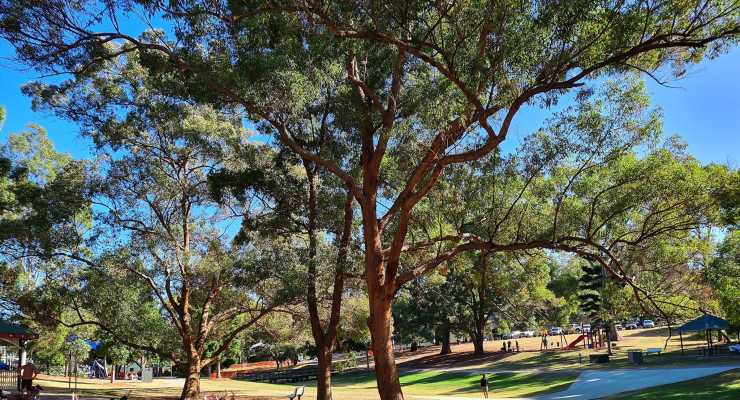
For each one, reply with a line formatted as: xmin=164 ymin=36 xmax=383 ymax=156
xmin=609 ymin=323 xmax=620 ymax=341
xmin=439 ymin=321 xmax=452 ymax=355
xmin=368 ymin=293 xmax=404 ymax=400
xmin=180 ymin=360 xmax=201 ymax=400
xmin=316 ymin=347 xmax=334 ymax=400
xmin=303 ymin=166 xmax=354 ymax=400
xmin=473 ymin=253 xmax=488 ymax=356
xmin=472 ymin=333 xmax=485 ymax=355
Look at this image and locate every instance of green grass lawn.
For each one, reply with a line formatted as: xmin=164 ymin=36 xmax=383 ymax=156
xmin=38 ymin=369 xmax=577 ymax=399
xmin=309 ymin=369 xmax=576 ymax=397
xmin=35 ymin=328 xmax=734 ymax=399
xmin=606 ymin=369 xmax=740 ymax=400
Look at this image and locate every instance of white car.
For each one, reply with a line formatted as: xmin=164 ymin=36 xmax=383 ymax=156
xmin=642 ymin=320 xmax=655 ymax=328
xmin=522 ymin=330 xmax=535 ymax=337
xmin=582 ymin=324 xmax=591 ymax=333
xmin=511 ymin=330 xmax=523 ymax=338
xmin=549 ymin=327 xmax=563 ymax=336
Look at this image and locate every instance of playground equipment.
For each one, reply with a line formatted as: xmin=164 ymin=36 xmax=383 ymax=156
xmin=88 ymin=359 xmax=107 ymax=379
xmin=564 ymin=335 xmax=585 ymax=350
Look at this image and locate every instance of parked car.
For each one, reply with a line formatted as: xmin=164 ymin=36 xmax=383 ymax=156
xmin=511 ymin=330 xmax=523 ymax=339
xmin=570 ymin=324 xmax=582 ymax=334
xmin=0 ymin=362 xmax=9 ymax=370
xmin=549 ymin=327 xmax=563 ymax=335
xmin=522 ymin=330 xmax=535 ymax=337
xmin=624 ymin=321 xmax=638 ymax=330
xmin=614 ymin=323 xmax=624 ymax=330
xmin=642 ymin=319 xmax=655 ymax=328
xmin=582 ymin=324 xmax=591 ymax=333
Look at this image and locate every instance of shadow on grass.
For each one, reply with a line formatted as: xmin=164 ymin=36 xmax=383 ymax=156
xmin=322 ymin=369 xmax=577 ymax=397
xmin=400 ymin=350 xmax=520 ymax=369
xmin=485 ymin=351 xmax=583 ymax=371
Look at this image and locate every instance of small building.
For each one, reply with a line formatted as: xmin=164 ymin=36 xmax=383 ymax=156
xmin=0 ymin=319 xmax=38 ymax=391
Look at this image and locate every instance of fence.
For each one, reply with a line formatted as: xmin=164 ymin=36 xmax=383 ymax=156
xmin=0 ymin=370 xmax=17 ymax=390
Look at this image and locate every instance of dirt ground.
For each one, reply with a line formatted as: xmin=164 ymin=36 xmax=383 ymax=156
xmin=396 ymin=327 xmax=715 ymax=368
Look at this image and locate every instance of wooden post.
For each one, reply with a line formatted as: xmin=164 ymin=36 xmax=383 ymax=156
xmin=679 ymin=330 xmax=684 ymax=355
xmin=706 ymin=329 xmax=711 ymax=356
xmin=17 ymin=338 xmax=23 ymax=392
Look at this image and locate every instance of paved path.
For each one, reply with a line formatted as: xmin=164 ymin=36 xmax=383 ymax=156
xmin=410 ymin=364 xmax=739 ymax=400
xmin=536 ymin=365 xmax=740 ymax=400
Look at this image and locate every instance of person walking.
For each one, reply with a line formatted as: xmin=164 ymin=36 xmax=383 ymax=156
xmin=480 ymin=374 xmax=489 ymax=398
xmin=541 ymin=333 xmax=548 ymax=350
xmin=515 ymin=340 xmax=520 ymax=353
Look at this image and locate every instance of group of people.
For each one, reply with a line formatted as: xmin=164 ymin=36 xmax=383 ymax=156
xmin=499 ymin=340 xmax=520 ymax=353
xmin=540 ymin=333 xmax=563 ymax=350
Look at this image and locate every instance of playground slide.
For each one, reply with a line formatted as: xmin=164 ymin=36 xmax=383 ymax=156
xmin=564 ymin=335 xmax=585 ymax=350
xmin=90 ymin=359 xmax=108 ymax=379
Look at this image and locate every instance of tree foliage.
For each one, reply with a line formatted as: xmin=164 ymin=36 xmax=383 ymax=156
xmin=0 ymin=2 xmax=738 ymax=399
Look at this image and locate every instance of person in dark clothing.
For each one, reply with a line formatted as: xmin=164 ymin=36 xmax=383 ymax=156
xmin=480 ymin=374 xmax=489 ymax=398
xmin=541 ymin=334 xmax=548 ymax=350
xmin=515 ymin=340 xmax=520 ymax=352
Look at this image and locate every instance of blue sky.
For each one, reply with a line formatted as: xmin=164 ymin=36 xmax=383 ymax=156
xmin=1 ymin=40 xmax=738 ymax=165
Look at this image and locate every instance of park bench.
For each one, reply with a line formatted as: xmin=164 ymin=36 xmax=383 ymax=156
xmin=286 ymin=386 xmax=304 ymax=400
xmin=588 ymin=353 xmax=610 ymax=363
xmin=645 ymin=348 xmax=662 ymax=356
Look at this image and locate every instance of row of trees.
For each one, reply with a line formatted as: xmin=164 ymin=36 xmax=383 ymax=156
xmin=1 ymin=1 xmax=738 ymax=400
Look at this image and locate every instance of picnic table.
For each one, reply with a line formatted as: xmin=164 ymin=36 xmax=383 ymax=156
xmin=645 ymin=348 xmax=662 ymax=356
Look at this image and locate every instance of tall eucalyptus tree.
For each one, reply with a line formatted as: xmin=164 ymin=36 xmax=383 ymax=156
xmin=16 ymin=55 xmax=300 ymax=399
xmin=2 ymin=1 xmax=738 ymax=398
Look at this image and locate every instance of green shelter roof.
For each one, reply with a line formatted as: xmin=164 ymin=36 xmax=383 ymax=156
xmin=0 ymin=319 xmax=38 ymax=340
xmin=677 ymin=314 xmax=729 ymax=332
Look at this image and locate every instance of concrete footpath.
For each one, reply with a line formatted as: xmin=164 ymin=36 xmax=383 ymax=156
xmin=536 ymin=365 xmax=739 ymax=400
xmin=410 ymin=364 xmax=739 ymax=400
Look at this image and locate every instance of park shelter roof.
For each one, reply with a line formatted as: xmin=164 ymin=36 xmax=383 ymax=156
xmin=0 ymin=319 xmax=38 ymax=340
xmin=677 ymin=314 xmax=729 ymax=332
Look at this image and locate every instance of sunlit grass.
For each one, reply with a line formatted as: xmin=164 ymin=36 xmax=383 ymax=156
xmin=36 ymin=369 xmax=576 ymax=399
xmin=33 ymin=328 xmax=736 ymax=399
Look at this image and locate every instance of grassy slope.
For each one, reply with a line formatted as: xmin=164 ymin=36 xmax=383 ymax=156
xmin=328 ymin=369 xmax=576 ymax=397
xmin=34 ymin=329 xmax=734 ymax=399
xmin=37 ymin=370 xmax=576 ymax=399
xmin=606 ymin=369 xmax=740 ymax=400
